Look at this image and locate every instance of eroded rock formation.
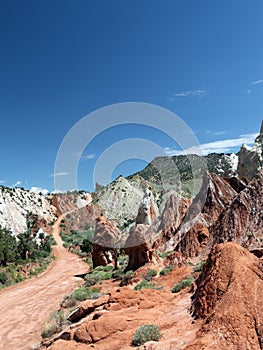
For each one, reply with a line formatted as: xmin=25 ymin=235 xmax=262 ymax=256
xmin=124 ymin=224 xmax=155 ymax=271
xmin=188 ymin=242 xmax=263 ymax=349
xmin=92 ymin=215 xmax=121 ymax=268
xmin=173 ymin=171 xmax=237 ymax=257
xmin=136 ymin=186 xmax=159 ymax=225
xmin=211 ymin=170 xmax=263 ymax=249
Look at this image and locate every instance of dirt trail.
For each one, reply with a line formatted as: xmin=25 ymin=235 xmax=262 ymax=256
xmin=0 ymin=215 xmax=88 ymax=350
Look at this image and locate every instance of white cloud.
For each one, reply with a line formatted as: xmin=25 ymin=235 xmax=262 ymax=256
xmin=164 ymin=132 xmax=258 ymax=156
xmin=250 ymin=79 xmax=263 ymax=85
xmin=80 ymin=153 xmax=96 ymax=160
xmin=171 ymin=89 xmax=206 ymax=99
xmin=206 ymin=130 xmax=228 ymax=136
xmin=12 ymin=180 xmax=22 ymax=187
xmin=0 ymin=180 xmax=6 ymax=184
xmin=30 ymin=187 xmax=49 ymax=195
xmin=50 ymin=172 xmax=69 ymax=177
xmin=246 ymin=89 xmax=252 ymax=95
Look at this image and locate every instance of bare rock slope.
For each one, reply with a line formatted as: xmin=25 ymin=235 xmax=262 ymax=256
xmin=187 ymin=242 xmax=263 ymax=349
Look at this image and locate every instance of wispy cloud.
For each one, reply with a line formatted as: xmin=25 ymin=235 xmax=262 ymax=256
xmin=164 ymin=132 xmax=258 ymax=156
xmin=12 ymin=180 xmax=22 ymax=187
xmin=170 ymin=89 xmax=206 ymax=100
xmin=245 ymin=89 xmax=252 ymax=95
xmin=80 ymin=153 xmax=96 ymax=160
xmin=250 ymin=79 xmax=263 ymax=85
xmin=206 ymin=130 xmax=228 ymax=136
xmin=0 ymin=180 xmax=6 ymax=184
xmin=50 ymin=172 xmax=69 ymax=177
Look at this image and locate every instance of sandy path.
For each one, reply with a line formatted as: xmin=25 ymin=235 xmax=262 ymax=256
xmin=0 ymin=215 xmax=88 ymax=350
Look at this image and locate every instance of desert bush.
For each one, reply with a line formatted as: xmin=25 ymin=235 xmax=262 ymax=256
xmin=159 ymin=265 xmax=173 ymax=276
xmin=131 ymin=324 xmax=161 ymax=346
xmin=0 ymin=271 xmax=8 ymax=284
xmin=193 ymin=260 xmax=205 ymax=272
xmin=120 ymin=270 xmax=134 ymax=286
xmin=41 ymin=310 xmax=68 ymax=338
xmin=72 ymin=287 xmax=100 ymax=301
xmin=158 ymin=250 xmax=173 ymax=259
xmin=61 ymin=294 xmax=77 ymax=308
xmin=93 ymin=265 xmax=114 ymax=272
xmin=134 ymin=280 xmax=162 ymax=291
xmin=85 ymin=274 xmax=100 ymax=287
xmin=171 ymin=276 xmax=194 ymax=293
xmin=144 ymin=269 xmax=157 ymax=281
xmin=41 ymin=320 xmax=57 ymax=338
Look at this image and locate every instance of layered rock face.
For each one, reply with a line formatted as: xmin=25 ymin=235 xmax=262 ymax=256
xmin=92 ymin=215 xmax=121 ymax=268
xmin=157 ymin=194 xmax=191 ymax=243
xmin=173 ymin=172 xmax=237 ymax=257
xmin=237 ymin=121 xmax=263 ymax=180
xmin=0 ymin=186 xmax=57 ymax=235
xmin=211 ymin=170 xmax=263 ymax=248
xmin=188 ymin=242 xmax=263 ymax=349
xmin=94 ymin=176 xmax=144 ymax=226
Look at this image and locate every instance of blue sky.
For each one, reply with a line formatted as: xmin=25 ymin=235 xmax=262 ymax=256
xmin=0 ymin=0 xmax=263 ymax=193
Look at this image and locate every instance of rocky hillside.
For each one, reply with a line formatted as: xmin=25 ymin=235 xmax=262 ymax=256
xmin=93 ymin=176 xmax=146 ymax=226
xmin=0 ymin=186 xmax=57 ymax=235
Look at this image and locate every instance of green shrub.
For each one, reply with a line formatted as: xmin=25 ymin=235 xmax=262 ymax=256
xmin=93 ymin=265 xmax=114 ymax=272
xmin=120 ymin=270 xmax=134 ymax=286
xmin=85 ymin=274 xmax=100 ymax=287
xmin=41 ymin=320 xmax=57 ymax=338
xmin=159 ymin=265 xmax=173 ymax=276
xmin=112 ymin=269 xmax=125 ymax=280
xmin=158 ymin=250 xmax=173 ymax=259
xmin=72 ymin=287 xmax=100 ymax=301
xmin=0 ymin=271 xmax=8 ymax=284
xmin=61 ymin=294 xmax=77 ymax=308
xmin=134 ymin=280 xmax=162 ymax=291
xmin=41 ymin=310 xmax=68 ymax=338
xmin=144 ymin=269 xmax=157 ymax=281
xmin=171 ymin=276 xmax=194 ymax=293
xmin=131 ymin=324 xmax=161 ymax=346
xmin=193 ymin=260 xmax=205 ymax=272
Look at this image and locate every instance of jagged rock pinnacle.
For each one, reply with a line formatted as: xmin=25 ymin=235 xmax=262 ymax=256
xmin=260 ymin=120 xmax=263 ymax=135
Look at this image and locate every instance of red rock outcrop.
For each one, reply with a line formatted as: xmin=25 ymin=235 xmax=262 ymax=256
xmin=157 ymin=194 xmax=191 ymax=242
xmin=124 ymin=224 xmax=156 ymax=271
xmin=92 ymin=215 xmax=121 ymax=268
xmin=211 ymin=170 xmax=263 ymax=249
xmin=187 ymin=242 xmax=263 ymax=349
xmin=173 ymin=171 xmax=237 ymax=258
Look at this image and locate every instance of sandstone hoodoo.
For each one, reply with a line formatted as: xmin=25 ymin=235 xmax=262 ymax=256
xmin=92 ymin=215 xmax=121 ymax=269
xmin=188 ymin=242 xmax=263 ymax=349
xmin=124 ymin=224 xmax=155 ymax=271
xmin=136 ymin=186 xmax=159 ymax=225
xmin=124 ymin=187 xmax=159 ymax=271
